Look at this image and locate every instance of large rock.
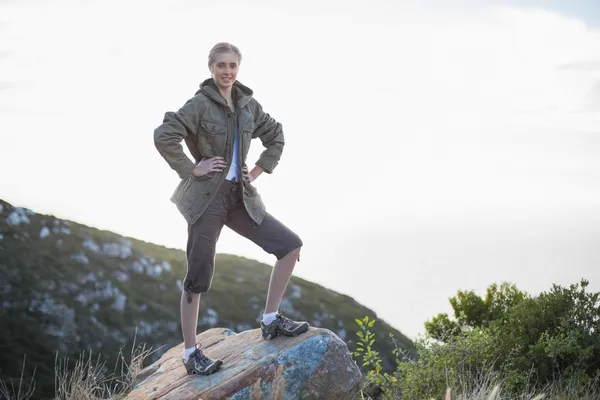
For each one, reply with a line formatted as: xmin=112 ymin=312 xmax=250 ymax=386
xmin=125 ymin=327 xmax=362 ymax=400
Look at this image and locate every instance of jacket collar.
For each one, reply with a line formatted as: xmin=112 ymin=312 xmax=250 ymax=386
xmin=196 ymin=78 xmax=254 ymax=109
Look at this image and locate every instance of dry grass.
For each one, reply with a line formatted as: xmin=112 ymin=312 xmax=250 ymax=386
xmin=437 ymin=385 xmax=546 ymax=400
xmin=0 ymin=355 xmax=36 ymax=400
xmin=0 ymin=331 xmax=154 ymax=400
xmin=349 ymin=376 xmax=600 ymax=400
xmin=54 ymin=332 xmax=154 ymax=400
xmin=351 ymin=380 xmax=552 ymax=400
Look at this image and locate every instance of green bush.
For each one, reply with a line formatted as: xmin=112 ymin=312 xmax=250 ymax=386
xmin=353 ymin=279 xmax=600 ymax=399
xmin=354 ymin=316 xmax=501 ymax=399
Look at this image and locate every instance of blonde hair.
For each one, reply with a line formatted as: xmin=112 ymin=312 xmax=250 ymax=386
xmin=208 ymin=42 xmax=242 ymax=70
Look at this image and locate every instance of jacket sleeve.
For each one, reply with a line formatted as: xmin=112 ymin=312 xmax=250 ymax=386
xmin=252 ymin=100 xmax=285 ymax=174
xmin=154 ymin=96 xmax=202 ymax=180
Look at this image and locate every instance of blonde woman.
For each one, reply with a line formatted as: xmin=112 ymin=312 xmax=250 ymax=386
xmin=154 ymin=42 xmax=308 ymax=375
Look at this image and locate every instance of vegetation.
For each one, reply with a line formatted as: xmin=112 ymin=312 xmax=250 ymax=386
xmin=3 ymin=198 xmax=599 ymax=399
xmin=0 ymin=337 xmax=152 ymax=400
xmin=353 ymin=279 xmax=600 ymax=399
xmin=6 ymin=279 xmax=599 ymax=399
xmin=0 ymin=199 xmax=413 ymax=399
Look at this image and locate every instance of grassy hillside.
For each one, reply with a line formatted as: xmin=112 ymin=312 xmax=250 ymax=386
xmin=0 ymin=199 xmax=415 ymax=399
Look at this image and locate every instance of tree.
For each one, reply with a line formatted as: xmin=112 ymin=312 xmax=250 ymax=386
xmin=424 ymin=279 xmax=600 ymax=393
xmin=425 ymin=282 xmax=527 ymax=340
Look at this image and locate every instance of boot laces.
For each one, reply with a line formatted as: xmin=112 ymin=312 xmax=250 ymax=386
xmin=278 ymin=314 xmax=294 ymax=329
xmin=192 ymin=346 xmax=210 ymax=364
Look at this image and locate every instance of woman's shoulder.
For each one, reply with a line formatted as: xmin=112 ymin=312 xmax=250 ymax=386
xmin=189 ymin=91 xmax=211 ymax=106
xmin=245 ymin=97 xmax=265 ymax=116
xmin=178 ymin=91 xmax=212 ymax=118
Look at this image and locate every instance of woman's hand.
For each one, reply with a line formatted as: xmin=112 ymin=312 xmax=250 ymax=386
xmin=243 ymin=165 xmax=264 ymax=184
xmin=192 ymin=157 xmax=227 ymax=178
xmin=242 ymin=165 xmax=253 ymax=183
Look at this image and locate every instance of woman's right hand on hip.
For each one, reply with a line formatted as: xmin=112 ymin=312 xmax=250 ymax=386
xmin=193 ymin=157 xmax=227 ymax=177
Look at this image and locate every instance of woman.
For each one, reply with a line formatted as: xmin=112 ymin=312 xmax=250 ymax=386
xmin=154 ymin=42 xmax=309 ymax=376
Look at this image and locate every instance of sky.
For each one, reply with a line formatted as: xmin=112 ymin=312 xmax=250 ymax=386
xmin=1 ymin=0 xmax=599 ymax=340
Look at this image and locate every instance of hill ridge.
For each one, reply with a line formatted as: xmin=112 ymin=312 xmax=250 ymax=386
xmin=0 ymin=198 xmax=415 ymax=399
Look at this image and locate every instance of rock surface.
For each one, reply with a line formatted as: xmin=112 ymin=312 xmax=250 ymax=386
xmin=125 ymin=327 xmax=362 ymax=400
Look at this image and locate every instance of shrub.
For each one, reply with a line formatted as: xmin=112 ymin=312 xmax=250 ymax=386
xmin=353 ymin=279 xmax=600 ymax=399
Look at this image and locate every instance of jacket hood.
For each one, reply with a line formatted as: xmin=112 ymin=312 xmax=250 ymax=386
xmin=195 ymin=78 xmax=254 ymax=109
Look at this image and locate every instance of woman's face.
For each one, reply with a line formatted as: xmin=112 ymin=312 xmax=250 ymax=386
xmin=210 ymin=51 xmax=239 ymax=90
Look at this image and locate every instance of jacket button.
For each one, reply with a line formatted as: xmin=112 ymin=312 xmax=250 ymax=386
xmin=205 ymin=191 xmax=210 ymax=196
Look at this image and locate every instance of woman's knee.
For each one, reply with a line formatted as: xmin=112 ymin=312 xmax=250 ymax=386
xmin=282 ymin=245 xmax=302 ymax=261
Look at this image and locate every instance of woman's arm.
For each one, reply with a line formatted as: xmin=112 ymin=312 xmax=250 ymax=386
xmin=251 ymin=100 xmax=285 ymax=176
xmin=153 ymin=96 xmax=203 ymax=180
xmin=246 ymin=165 xmax=264 ymax=182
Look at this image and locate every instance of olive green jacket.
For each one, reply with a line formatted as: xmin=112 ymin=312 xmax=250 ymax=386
xmin=153 ymin=78 xmax=284 ymax=226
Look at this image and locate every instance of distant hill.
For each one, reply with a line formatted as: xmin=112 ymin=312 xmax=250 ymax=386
xmin=0 ymin=199 xmax=415 ymax=399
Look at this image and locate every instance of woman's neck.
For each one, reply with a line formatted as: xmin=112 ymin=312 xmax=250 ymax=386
xmin=217 ymin=86 xmax=232 ymax=102
xmin=218 ymin=87 xmax=234 ymax=110
xmin=219 ymin=87 xmax=232 ymax=98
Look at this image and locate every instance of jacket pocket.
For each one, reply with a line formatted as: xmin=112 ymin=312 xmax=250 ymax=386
xmin=176 ymin=174 xmax=215 ymax=209
xmin=192 ymin=172 xmax=215 ymax=182
xmin=201 ymin=120 xmax=227 ymax=135
xmin=198 ymin=120 xmax=227 ymax=155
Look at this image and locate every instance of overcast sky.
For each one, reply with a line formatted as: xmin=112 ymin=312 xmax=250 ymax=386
xmin=1 ymin=0 xmax=599 ymax=339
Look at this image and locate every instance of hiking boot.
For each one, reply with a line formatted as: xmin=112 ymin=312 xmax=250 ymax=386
xmin=261 ymin=313 xmax=309 ymax=340
xmin=183 ymin=347 xmax=223 ymax=375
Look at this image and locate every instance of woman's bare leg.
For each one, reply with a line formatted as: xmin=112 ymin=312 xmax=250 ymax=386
xmin=264 ymin=247 xmax=301 ymax=313
xmin=181 ymin=291 xmax=201 ymax=349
